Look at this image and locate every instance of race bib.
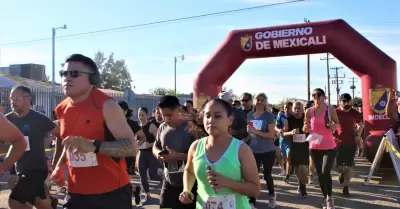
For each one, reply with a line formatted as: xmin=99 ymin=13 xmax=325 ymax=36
xmin=250 ymin=120 xmax=263 ymax=130
xmin=293 ymin=134 xmax=306 ymax=143
xmin=68 ymin=151 xmax=98 ymax=168
xmin=306 ymin=133 xmax=323 ymax=145
xmin=24 ymin=136 xmax=30 ymax=151
xmin=204 ymin=194 xmax=236 ymax=209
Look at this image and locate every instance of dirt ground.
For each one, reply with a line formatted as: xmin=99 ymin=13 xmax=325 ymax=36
xmin=0 ymin=156 xmax=398 ymax=209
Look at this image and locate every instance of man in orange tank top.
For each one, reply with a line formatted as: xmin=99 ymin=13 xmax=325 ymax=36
xmin=50 ymin=54 xmax=139 ymax=209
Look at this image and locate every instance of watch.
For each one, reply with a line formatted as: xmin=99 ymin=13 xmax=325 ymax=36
xmin=93 ymin=140 xmax=102 ymax=154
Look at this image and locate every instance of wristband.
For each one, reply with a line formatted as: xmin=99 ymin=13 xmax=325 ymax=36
xmin=93 ymin=140 xmax=101 ymax=154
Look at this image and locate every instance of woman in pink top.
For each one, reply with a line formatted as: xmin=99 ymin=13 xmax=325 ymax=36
xmin=304 ymin=88 xmax=339 ymax=209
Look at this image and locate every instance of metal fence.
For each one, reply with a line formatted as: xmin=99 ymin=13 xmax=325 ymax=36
xmin=0 ymin=87 xmax=191 ymax=120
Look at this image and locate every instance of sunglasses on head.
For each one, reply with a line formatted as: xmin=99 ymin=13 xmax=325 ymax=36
xmin=312 ymin=92 xmax=323 ymax=98
xmin=59 ymin=70 xmax=92 ymax=78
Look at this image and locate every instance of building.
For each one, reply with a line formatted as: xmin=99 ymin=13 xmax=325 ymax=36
xmin=0 ymin=67 xmax=9 ymax=75
xmin=9 ymin=64 xmax=46 ymax=81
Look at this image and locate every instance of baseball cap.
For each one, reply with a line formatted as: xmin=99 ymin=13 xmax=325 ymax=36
xmin=340 ymin=93 xmax=352 ymax=101
xmin=218 ymin=91 xmax=232 ymax=102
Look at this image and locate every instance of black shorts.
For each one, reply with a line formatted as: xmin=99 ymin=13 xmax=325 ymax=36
xmin=290 ymin=142 xmax=310 ymax=166
xmin=63 ymin=184 xmax=132 ymax=209
xmin=9 ymin=170 xmax=48 ymax=205
xmin=160 ymin=180 xmax=197 ymax=209
xmin=336 ymin=144 xmax=357 ymax=167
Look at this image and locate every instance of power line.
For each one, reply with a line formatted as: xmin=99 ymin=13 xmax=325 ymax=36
xmin=0 ymin=0 xmax=305 ymax=47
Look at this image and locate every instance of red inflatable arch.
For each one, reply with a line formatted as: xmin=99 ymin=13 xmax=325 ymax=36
xmin=193 ymin=19 xmax=397 ymax=164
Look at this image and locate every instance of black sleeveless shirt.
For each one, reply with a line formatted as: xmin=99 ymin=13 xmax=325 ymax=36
xmin=287 ymin=114 xmax=309 ymax=148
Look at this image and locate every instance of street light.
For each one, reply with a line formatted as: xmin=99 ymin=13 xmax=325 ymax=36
xmin=51 ymin=24 xmax=67 ymax=110
xmin=304 ymin=18 xmax=311 ymax=101
xmin=174 ymin=55 xmax=184 ymax=96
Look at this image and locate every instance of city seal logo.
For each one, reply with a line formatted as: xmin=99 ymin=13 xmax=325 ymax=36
xmin=240 ymin=35 xmax=252 ymax=52
xmin=369 ymin=88 xmax=389 ymax=114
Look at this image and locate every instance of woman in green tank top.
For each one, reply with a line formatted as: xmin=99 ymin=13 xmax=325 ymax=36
xmin=179 ymin=99 xmax=261 ymax=209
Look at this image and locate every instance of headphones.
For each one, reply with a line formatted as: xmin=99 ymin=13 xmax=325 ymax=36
xmin=89 ymin=67 xmax=101 ymax=86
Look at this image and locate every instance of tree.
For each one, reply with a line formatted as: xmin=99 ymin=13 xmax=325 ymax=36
xmin=149 ymin=87 xmax=175 ymax=95
xmin=93 ymin=51 xmax=133 ymax=91
xmin=353 ymin=96 xmax=362 ymax=106
xmin=222 ymin=86 xmax=238 ymax=100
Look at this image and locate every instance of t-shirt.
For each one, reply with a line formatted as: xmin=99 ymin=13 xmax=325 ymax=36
xmin=154 ymin=121 xmax=195 ymax=186
xmin=336 ymin=108 xmax=362 ymax=145
xmin=231 ymin=107 xmax=248 ymax=140
xmin=276 ymin=112 xmax=288 ymax=129
xmin=6 ymin=110 xmax=55 ymax=174
xmin=247 ymin=111 xmax=276 ymax=153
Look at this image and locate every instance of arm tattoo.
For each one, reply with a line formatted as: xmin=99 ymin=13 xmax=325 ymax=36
xmin=99 ymin=138 xmax=135 ymax=158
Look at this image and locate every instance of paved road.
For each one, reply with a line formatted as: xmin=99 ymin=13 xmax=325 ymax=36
xmin=0 ymin=157 xmax=399 ymax=209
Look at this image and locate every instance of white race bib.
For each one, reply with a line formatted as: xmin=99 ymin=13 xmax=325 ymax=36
xmin=204 ymin=194 xmax=236 ymax=209
xmin=24 ymin=136 xmax=30 ymax=151
xmin=250 ymin=120 xmax=263 ymax=130
xmin=306 ymin=133 xmax=323 ymax=145
xmin=293 ymin=134 xmax=306 ymax=143
xmin=68 ymin=151 xmax=98 ymax=168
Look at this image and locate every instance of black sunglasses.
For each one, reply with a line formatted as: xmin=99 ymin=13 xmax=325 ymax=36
xmin=59 ymin=70 xmax=92 ymax=78
xmin=312 ymin=92 xmax=322 ymax=98
xmin=241 ymin=99 xmax=249 ymax=102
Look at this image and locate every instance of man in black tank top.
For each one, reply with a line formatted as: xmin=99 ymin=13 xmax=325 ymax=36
xmin=281 ymin=102 xmax=309 ymax=197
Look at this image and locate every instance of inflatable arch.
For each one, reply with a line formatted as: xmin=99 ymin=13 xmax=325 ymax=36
xmin=193 ymin=19 xmax=397 ymax=163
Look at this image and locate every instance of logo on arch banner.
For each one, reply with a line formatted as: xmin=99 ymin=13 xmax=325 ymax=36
xmin=369 ymin=88 xmax=389 ymax=114
xmin=240 ymin=35 xmax=252 ymax=52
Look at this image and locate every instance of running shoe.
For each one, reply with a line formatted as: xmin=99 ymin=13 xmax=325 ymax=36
xmin=342 ymin=186 xmax=350 ymax=196
xmin=283 ymin=176 xmax=290 ymax=184
xmin=268 ymin=194 xmax=277 ymax=208
xmin=300 ymin=184 xmax=308 ymax=197
xmin=279 ymin=168 xmax=285 ymax=176
xmin=326 ymin=196 xmax=335 ymax=209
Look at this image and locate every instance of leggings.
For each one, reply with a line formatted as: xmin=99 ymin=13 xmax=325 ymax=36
xmin=249 ymin=151 xmax=276 ymax=205
xmin=138 ymin=149 xmax=162 ymax=193
xmin=310 ymin=149 xmax=336 ymax=197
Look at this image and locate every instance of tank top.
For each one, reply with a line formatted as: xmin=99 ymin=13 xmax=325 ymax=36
xmin=193 ymin=137 xmax=251 ymax=209
xmin=310 ymin=105 xmax=336 ymax=150
xmin=55 ymin=88 xmax=130 ymax=194
xmin=287 ymin=114 xmax=309 ymax=151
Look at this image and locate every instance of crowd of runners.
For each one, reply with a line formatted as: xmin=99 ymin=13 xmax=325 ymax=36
xmin=0 ymin=53 xmax=396 ymax=209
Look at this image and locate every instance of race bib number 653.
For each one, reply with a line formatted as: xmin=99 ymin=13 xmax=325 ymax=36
xmin=204 ymin=194 xmax=236 ymax=209
xmin=68 ymin=151 xmax=98 ymax=168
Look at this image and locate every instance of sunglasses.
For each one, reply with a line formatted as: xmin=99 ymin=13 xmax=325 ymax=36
xmin=59 ymin=70 xmax=92 ymax=78
xmin=241 ymin=99 xmax=249 ymax=102
xmin=312 ymin=92 xmax=322 ymax=98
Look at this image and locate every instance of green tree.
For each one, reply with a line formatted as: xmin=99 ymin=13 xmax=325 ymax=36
xmin=353 ymin=96 xmax=362 ymax=106
xmin=93 ymin=51 xmax=132 ymax=91
xmin=149 ymin=87 xmax=176 ymax=95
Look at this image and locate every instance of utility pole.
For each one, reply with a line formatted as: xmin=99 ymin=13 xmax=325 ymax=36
xmin=320 ymin=53 xmax=335 ymax=106
xmin=349 ymin=77 xmax=358 ymax=99
xmin=174 ymin=55 xmax=185 ymax=96
xmin=304 ymin=18 xmax=311 ymax=101
xmin=330 ymin=66 xmax=345 ymax=105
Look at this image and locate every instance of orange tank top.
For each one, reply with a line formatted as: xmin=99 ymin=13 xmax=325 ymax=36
xmin=55 ymin=88 xmax=130 ymax=194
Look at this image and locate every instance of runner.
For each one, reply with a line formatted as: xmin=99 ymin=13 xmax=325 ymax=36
xmin=179 ymin=98 xmax=260 ymax=209
xmin=240 ymin=92 xmax=254 ymax=115
xmin=247 ymin=93 xmax=277 ymax=208
xmin=282 ymin=102 xmax=309 ymax=197
xmin=6 ymin=85 xmax=60 ymax=209
xmin=304 ymin=88 xmax=339 ymax=209
xmin=50 ymin=54 xmax=138 ymax=209
xmin=150 ymin=108 xmax=163 ymax=128
xmin=335 ymin=93 xmax=362 ymax=196
xmin=152 ymin=95 xmax=197 ymax=209
xmin=276 ymin=102 xmax=294 ymax=177
xmin=137 ymin=107 xmax=162 ymax=204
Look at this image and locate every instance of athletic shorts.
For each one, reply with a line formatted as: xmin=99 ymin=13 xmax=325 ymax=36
xmin=336 ymin=144 xmax=357 ymax=167
xmin=9 ymin=169 xmax=48 ymax=205
xmin=290 ymin=142 xmax=310 ymax=166
xmin=160 ymin=180 xmax=197 ymax=209
xmin=63 ymin=184 xmax=132 ymax=209
xmin=280 ymin=138 xmax=291 ymax=158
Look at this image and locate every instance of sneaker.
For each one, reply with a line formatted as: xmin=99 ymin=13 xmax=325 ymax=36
xmin=326 ymin=196 xmax=335 ymax=209
xmin=133 ymin=185 xmax=141 ymax=205
xmin=297 ymin=186 xmax=301 ymax=195
xmin=338 ymin=172 xmax=344 ymax=184
xmin=283 ymin=176 xmax=290 ymax=184
xmin=300 ymin=184 xmax=308 ymax=197
xmin=342 ymin=186 xmax=350 ymax=196
xmin=279 ymin=168 xmax=286 ymax=176
xmin=268 ymin=194 xmax=277 ymax=208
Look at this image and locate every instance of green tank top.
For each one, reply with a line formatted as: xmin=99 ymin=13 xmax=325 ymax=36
xmin=193 ymin=137 xmax=251 ymax=209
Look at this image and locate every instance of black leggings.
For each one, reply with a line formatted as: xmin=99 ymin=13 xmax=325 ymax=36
xmin=310 ymin=149 xmax=336 ymax=197
xmin=250 ymin=151 xmax=276 ymax=204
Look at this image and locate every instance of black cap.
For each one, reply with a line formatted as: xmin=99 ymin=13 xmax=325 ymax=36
xmin=118 ymin=101 xmax=129 ymax=111
xmin=340 ymin=93 xmax=352 ymax=101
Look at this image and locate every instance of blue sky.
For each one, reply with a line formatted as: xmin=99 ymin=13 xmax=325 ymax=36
xmin=0 ymin=0 xmax=399 ymax=104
